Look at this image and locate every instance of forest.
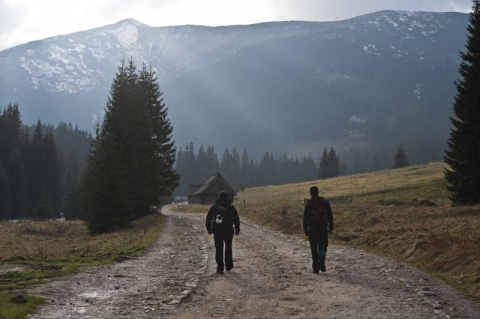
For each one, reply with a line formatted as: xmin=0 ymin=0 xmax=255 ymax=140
xmin=0 ymin=103 xmax=92 ymax=220
xmin=174 ymin=142 xmax=319 ymax=196
xmin=174 ymin=141 xmax=413 ymax=197
xmin=1 ymin=101 xmax=415 ymax=221
xmin=0 ymin=103 xmax=336 ymax=218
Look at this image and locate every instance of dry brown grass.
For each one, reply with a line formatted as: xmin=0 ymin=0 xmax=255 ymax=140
xmin=0 ymin=214 xmax=164 ymax=263
xmin=0 ymin=214 xmax=165 ymax=318
xmin=197 ymin=162 xmax=480 ymax=303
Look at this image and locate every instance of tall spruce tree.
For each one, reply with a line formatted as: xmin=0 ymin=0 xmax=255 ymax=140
xmin=0 ymin=163 xmax=12 ymax=219
xmin=26 ymin=124 xmax=61 ymax=219
xmin=444 ymin=0 xmax=480 ymax=205
xmin=81 ymin=59 xmax=179 ymax=233
xmin=81 ymin=132 xmax=131 ymax=232
xmin=0 ymin=104 xmax=22 ymax=219
xmin=206 ymin=145 xmax=220 ymax=174
xmin=7 ymin=148 xmax=28 ymax=219
xmin=318 ymin=148 xmax=329 ymax=179
xmin=327 ymin=147 xmax=340 ymax=177
xmin=318 ymin=147 xmax=340 ymax=179
xmin=393 ymin=144 xmax=409 ymax=169
xmin=0 ymin=104 xmax=22 ymax=164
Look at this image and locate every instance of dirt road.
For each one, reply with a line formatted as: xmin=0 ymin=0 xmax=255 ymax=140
xmin=27 ymin=205 xmax=480 ymax=318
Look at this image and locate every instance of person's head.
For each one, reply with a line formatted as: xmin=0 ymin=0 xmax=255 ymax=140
xmin=218 ymin=191 xmax=228 ymax=199
xmin=309 ymin=186 xmax=319 ymax=197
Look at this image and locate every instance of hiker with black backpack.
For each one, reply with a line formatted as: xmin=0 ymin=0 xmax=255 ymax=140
xmin=303 ymin=186 xmax=334 ymax=273
xmin=206 ymin=191 xmax=241 ymax=274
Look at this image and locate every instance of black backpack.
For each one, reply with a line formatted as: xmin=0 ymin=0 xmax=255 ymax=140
xmin=310 ymin=197 xmax=328 ymax=224
xmin=211 ymin=205 xmax=230 ymax=232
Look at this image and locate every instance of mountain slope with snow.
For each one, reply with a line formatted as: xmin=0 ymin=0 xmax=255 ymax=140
xmin=0 ymin=10 xmax=469 ymax=165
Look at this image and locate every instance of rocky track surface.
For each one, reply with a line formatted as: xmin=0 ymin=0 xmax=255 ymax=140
xmin=27 ymin=205 xmax=480 ymax=318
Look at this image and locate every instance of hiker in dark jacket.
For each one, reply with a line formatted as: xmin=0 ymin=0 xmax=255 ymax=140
xmin=206 ymin=191 xmax=241 ymax=274
xmin=303 ymin=186 xmax=333 ymax=273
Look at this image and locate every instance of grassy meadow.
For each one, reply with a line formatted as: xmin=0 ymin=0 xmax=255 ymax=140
xmin=178 ymin=161 xmax=480 ymax=304
xmin=0 ymin=213 xmax=165 ymax=318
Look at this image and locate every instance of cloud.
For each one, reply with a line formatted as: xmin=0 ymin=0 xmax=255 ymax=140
xmin=88 ymin=0 xmax=276 ymax=27
xmin=0 ymin=0 xmax=29 ymax=50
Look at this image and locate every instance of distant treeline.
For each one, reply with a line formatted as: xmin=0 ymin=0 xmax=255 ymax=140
xmin=174 ymin=142 xmax=413 ymax=196
xmin=0 ymin=103 xmax=92 ymax=220
xmin=1 ymin=105 xmax=417 ymax=218
xmin=174 ymin=142 xmax=319 ymax=196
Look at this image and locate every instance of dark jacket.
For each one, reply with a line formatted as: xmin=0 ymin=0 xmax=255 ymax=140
xmin=303 ymin=196 xmax=333 ymax=234
xmin=206 ymin=198 xmax=240 ymax=235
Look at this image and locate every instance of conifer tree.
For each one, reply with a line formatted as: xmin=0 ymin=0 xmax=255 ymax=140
xmin=318 ymin=148 xmax=329 ymax=179
xmin=444 ymin=0 xmax=480 ymax=204
xmin=81 ymin=59 xmax=178 ymax=233
xmin=7 ymin=148 xmax=28 ymax=218
xmin=81 ymin=134 xmax=131 ymax=233
xmin=0 ymin=104 xmax=23 ymax=219
xmin=0 ymin=163 xmax=12 ymax=219
xmin=327 ymin=147 xmax=340 ymax=177
xmin=300 ymin=155 xmax=316 ymax=181
xmin=0 ymin=104 xmax=22 ymax=164
xmin=240 ymin=148 xmax=250 ymax=187
xmin=29 ymin=121 xmax=47 ymax=216
xmin=180 ymin=142 xmax=196 ymax=190
xmin=393 ymin=144 xmax=410 ymax=169
xmin=196 ymin=145 xmax=209 ymax=181
xmin=206 ymin=145 xmax=220 ymax=173
xmin=318 ymin=147 xmax=340 ymax=179
xmin=138 ymin=64 xmax=179 ymax=204
xmin=220 ymin=147 xmax=234 ymax=182
xmin=44 ymin=131 xmax=61 ymax=213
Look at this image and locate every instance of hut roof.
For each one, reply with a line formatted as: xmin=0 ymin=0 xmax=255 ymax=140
xmin=194 ymin=173 xmax=237 ymax=197
xmin=187 ymin=184 xmax=202 ymax=197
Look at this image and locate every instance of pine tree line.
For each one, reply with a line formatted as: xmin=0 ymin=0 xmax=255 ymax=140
xmin=174 ymin=142 xmax=318 ymax=195
xmin=0 ymin=104 xmax=92 ymax=220
xmin=175 ymin=141 xmax=414 ymax=196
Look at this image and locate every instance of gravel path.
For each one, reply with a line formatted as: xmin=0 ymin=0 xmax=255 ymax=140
xmin=27 ymin=205 xmax=480 ymax=318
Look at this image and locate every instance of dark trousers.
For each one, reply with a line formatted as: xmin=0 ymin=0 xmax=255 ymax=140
xmin=214 ymin=232 xmax=234 ymax=271
xmin=308 ymin=224 xmax=328 ymax=270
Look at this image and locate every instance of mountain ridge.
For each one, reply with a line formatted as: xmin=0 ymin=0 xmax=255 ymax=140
xmin=0 ymin=10 xmax=469 ymax=168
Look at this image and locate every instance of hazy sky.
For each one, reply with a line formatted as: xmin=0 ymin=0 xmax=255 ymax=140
xmin=0 ymin=0 xmax=473 ymax=51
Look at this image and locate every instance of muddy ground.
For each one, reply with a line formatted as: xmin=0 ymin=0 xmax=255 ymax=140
xmin=25 ymin=205 xmax=480 ymax=318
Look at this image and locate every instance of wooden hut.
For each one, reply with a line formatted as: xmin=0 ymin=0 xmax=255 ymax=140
xmin=190 ymin=173 xmax=237 ymax=205
xmin=187 ymin=184 xmax=202 ymax=204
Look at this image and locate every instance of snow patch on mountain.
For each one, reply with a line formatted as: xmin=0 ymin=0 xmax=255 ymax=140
xmin=19 ymin=43 xmax=97 ymax=93
xmin=2 ymin=11 xmax=467 ymax=98
xmin=108 ymin=20 xmax=139 ymax=48
xmin=363 ymin=44 xmax=379 ymax=56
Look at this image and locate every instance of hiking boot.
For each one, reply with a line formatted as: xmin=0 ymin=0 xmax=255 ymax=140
xmin=217 ymin=270 xmax=224 ymax=274
xmin=319 ymin=257 xmax=326 ymax=272
xmin=313 ymin=268 xmax=320 ymax=274
xmin=226 ymin=265 xmax=234 ymax=271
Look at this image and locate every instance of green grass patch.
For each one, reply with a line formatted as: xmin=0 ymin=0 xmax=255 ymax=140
xmin=0 ymin=292 xmax=43 ymax=319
